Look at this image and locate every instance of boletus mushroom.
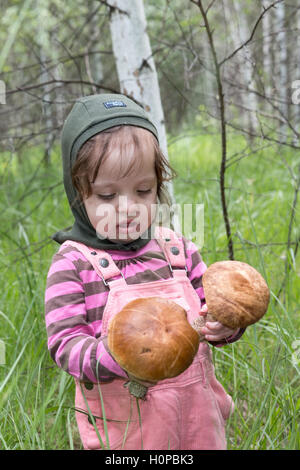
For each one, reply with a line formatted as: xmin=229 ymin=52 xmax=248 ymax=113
xmin=199 ymin=260 xmax=270 ymax=330
xmin=107 ymin=296 xmax=200 ymax=397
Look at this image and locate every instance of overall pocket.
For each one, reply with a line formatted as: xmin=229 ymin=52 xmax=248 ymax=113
xmin=208 ymin=371 xmax=234 ymax=422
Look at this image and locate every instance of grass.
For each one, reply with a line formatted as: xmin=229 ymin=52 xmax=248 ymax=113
xmin=0 ymin=131 xmax=299 ymax=449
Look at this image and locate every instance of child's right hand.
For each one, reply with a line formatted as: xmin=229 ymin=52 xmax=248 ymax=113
xmin=199 ymin=303 xmax=240 ymax=341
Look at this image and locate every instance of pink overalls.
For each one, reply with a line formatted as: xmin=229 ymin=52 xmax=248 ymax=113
xmin=67 ymin=227 xmax=234 ymax=450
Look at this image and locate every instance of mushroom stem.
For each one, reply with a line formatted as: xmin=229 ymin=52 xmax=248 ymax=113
xmin=192 ymin=313 xmax=216 ymax=341
xmin=124 ymin=379 xmax=148 ymax=399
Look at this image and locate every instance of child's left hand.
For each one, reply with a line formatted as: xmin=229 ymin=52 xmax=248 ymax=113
xmin=199 ymin=304 xmax=239 ymax=342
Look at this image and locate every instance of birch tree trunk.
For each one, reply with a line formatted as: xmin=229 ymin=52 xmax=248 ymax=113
xmin=86 ymin=0 xmax=104 ymax=93
xmin=262 ymin=1 xmax=272 ymax=106
xmin=108 ymin=0 xmax=179 ymax=231
xmin=223 ymin=0 xmax=251 ymax=131
xmin=233 ymin=1 xmax=258 ymax=135
xmin=39 ymin=38 xmax=53 ymax=165
xmin=222 ymin=0 xmax=241 ymax=122
xmin=276 ymin=1 xmax=288 ymax=142
xmin=38 ymin=0 xmax=60 ymax=164
xmin=297 ymin=8 xmax=300 ymax=134
xmin=53 ymin=58 xmax=64 ymax=128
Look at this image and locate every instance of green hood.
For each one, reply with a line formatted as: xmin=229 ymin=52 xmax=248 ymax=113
xmin=52 ymin=93 xmax=159 ymax=251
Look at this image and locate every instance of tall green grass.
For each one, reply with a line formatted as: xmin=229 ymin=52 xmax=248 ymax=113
xmin=0 ymin=133 xmax=299 ymax=449
xmin=169 ymin=133 xmax=300 ymax=449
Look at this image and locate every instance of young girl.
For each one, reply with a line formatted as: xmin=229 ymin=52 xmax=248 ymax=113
xmin=45 ymin=93 xmax=245 ymax=450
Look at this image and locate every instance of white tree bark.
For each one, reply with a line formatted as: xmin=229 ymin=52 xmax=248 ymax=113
xmin=262 ymin=1 xmax=273 ymax=103
xmin=108 ymin=0 xmax=179 ymax=230
xmin=275 ymin=1 xmax=288 ymax=141
xmin=297 ymin=8 xmax=300 ymax=131
xmin=38 ymin=0 xmax=64 ymax=160
xmin=53 ymin=58 xmax=64 ymax=128
xmin=232 ymin=1 xmax=258 ymax=134
xmin=86 ymin=0 xmax=104 ymax=93
xmin=108 ymin=0 xmax=167 ymax=153
xmin=223 ymin=0 xmax=253 ymax=131
xmin=38 ymin=1 xmax=53 ymax=165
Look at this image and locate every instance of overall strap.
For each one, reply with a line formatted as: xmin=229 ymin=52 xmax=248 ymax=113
xmin=62 ymin=240 xmax=123 ymax=286
xmin=154 ymin=226 xmax=187 ymax=272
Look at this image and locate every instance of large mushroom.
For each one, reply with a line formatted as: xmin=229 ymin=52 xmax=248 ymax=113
xmin=107 ymin=296 xmax=200 ymax=397
xmin=107 ymin=261 xmax=270 ymax=397
xmin=194 ymin=260 xmax=270 ymax=335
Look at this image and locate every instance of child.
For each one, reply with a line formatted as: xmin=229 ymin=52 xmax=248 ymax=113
xmin=44 ymin=93 xmax=245 ymax=450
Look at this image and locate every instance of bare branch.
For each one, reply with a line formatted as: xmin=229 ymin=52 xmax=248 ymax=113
xmin=205 ymin=0 xmax=216 ymax=15
xmin=6 ymin=79 xmax=120 ymax=96
xmin=190 ymin=0 xmax=234 ymax=260
xmin=219 ymin=0 xmax=284 ymax=67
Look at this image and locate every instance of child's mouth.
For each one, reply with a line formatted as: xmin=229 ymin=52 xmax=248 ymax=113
xmin=117 ymin=220 xmax=140 ymax=234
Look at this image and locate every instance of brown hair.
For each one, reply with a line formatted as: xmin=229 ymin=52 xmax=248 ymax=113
xmin=71 ymin=125 xmax=177 ymax=205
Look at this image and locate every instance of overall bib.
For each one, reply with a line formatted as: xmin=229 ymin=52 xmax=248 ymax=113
xmin=67 ymin=227 xmax=233 ymax=450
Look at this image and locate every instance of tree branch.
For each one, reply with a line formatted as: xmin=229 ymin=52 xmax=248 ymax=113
xmin=219 ymin=0 xmax=284 ymax=67
xmin=6 ymin=79 xmax=120 ymax=96
xmin=191 ymin=0 xmax=234 ymax=259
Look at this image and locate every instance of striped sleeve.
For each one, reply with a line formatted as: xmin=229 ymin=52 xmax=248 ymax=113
xmin=44 ymin=251 xmax=128 ymax=383
xmin=182 ymin=237 xmax=246 ymax=347
xmin=183 ymin=236 xmax=207 ymax=307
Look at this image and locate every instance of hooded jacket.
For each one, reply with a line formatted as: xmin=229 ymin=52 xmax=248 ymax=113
xmin=52 ymin=93 xmax=159 ymax=251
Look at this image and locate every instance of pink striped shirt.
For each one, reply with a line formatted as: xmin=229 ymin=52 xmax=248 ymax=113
xmin=44 ymin=235 xmax=245 ymax=383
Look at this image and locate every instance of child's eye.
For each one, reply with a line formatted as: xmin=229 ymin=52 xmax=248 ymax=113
xmin=97 ymin=194 xmax=115 ymax=200
xmin=96 ymin=190 xmax=151 ymax=200
xmin=137 ymin=189 xmax=151 ymax=194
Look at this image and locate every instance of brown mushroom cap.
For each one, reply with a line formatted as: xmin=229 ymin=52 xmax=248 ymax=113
xmin=202 ymin=261 xmax=270 ymax=329
xmin=107 ymin=297 xmax=200 ymax=382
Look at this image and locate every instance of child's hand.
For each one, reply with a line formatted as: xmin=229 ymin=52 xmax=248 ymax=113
xmin=199 ymin=304 xmax=239 ymax=342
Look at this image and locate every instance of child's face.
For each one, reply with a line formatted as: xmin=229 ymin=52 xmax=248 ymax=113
xmin=83 ymin=129 xmax=158 ymax=244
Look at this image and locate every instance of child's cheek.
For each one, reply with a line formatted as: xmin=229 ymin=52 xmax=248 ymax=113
xmin=93 ymin=203 xmax=118 ymax=238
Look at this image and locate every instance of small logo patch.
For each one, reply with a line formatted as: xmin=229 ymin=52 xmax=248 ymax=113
xmin=103 ymin=100 xmax=127 ymax=109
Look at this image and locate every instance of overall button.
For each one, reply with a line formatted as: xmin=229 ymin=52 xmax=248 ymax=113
xmin=100 ymin=258 xmax=109 ymax=267
xmin=170 ymin=246 xmax=179 ymax=255
xmin=88 ymin=414 xmax=97 ymax=424
xmin=84 ymin=382 xmax=94 ymax=390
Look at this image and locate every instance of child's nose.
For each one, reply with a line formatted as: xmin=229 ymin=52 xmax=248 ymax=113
xmin=117 ymin=195 xmax=138 ymax=214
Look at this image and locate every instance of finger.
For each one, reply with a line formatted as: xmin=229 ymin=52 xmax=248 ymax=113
xmin=205 ymin=321 xmax=224 ymax=331
xmin=205 ymin=322 xmax=235 ymax=337
xmin=204 ymin=334 xmax=225 ymax=342
xmin=204 ymin=327 xmax=237 ymax=341
xmin=199 ymin=304 xmax=208 ymax=316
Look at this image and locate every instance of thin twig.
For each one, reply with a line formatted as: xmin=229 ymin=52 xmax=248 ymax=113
xmin=191 ymin=0 xmax=234 ymax=259
xmin=218 ymin=0 xmax=284 ymax=67
xmin=6 ymin=79 xmax=119 ymax=96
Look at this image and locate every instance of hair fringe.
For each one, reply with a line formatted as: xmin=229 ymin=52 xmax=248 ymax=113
xmin=71 ymin=126 xmax=177 ymax=206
